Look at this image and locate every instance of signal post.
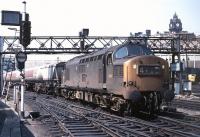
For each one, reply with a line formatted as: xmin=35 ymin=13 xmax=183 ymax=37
xmin=1 ymin=1 xmax=31 ymax=117
xmin=16 ymin=51 xmax=27 ymax=117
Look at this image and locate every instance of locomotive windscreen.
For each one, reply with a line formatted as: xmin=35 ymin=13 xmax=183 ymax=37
xmin=127 ymin=44 xmax=153 ymax=56
xmin=114 ymin=43 xmax=153 ymax=59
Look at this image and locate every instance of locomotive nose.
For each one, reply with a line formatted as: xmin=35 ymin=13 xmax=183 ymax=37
xmin=122 ymin=55 xmax=169 ymax=100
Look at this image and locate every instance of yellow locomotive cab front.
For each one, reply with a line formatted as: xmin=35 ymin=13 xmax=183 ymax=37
xmin=122 ymin=55 xmax=169 ymax=100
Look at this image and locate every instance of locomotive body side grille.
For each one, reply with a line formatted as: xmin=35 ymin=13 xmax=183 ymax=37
xmin=113 ymin=65 xmax=123 ymax=77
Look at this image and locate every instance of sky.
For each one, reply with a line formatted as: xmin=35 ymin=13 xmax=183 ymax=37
xmin=0 ymin=0 xmax=200 ymax=36
xmin=0 ymin=0 xmax=200 ymax=63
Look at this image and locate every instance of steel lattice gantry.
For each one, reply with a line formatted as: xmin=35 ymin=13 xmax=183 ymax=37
xmin=0 ymin=36 xmax=200 ymax=54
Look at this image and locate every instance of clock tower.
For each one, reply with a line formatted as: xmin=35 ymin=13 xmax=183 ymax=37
xmin=169 ymin=13 xmax=182 ymax=33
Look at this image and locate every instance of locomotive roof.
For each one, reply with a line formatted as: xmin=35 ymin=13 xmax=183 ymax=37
xmin=65 ymin=44 xmax=121 ymax=64
xmin=64 ymin=41 xmax=149 ymax=65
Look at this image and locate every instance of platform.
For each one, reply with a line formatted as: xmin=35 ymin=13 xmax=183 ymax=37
xmin=0 ymin=98 xmax=21 ymax=137
xmin=0 ymin=96 xmax=52 ymax=137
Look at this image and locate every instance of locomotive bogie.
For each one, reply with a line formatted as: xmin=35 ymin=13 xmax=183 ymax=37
xmin=75 ymin=91 xmax=84 ymax=100
xmin=84 ymin=92 xmax=93 ymax=102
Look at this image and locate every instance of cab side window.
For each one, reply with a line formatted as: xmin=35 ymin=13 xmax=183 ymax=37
xmin=107 ymin=53 xmax=112 ymax=65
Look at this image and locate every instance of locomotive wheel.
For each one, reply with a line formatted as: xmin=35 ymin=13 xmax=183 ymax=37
xmin=111 ymin=101 xmax=121 ymax=111
xmin=147 ymin=94 xmax=153 ymax=115
xmin=127 ymin=101 xmax=139 ymax=116
xmin=111 ymin=97 xmax=125 ymax=114
xmin=152 ymin=92 xmax=159 ymax=114
xmin=132 ymin=103 xmax=139 ymax=116
xmin=55 ymin=88 xmax=59 ymax=96
xmin=156 ymin=92 xmax=162 ymax=114
xmin=36 ymin=88 xmax=42 ymax=94
xmin=69 ymin=91 xmax=76 ymax=100
xmin=61 ymin=90 xmax=69 ymax=99
xmin=147 ymin=92 xmax=158 ymax=115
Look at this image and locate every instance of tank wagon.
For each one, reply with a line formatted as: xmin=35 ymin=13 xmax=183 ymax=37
xmin=4 ymin=41 xmax=174 ymax=114
xmin=5 ymin=63 xmax=65 ymax=94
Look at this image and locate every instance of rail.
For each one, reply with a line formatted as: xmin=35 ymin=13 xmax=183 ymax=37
xmin=36 ymin=95 xmax=200 ymax=137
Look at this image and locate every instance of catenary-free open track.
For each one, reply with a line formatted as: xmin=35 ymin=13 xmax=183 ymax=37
xmin=25 ymin=92 xmax=200 ymax=137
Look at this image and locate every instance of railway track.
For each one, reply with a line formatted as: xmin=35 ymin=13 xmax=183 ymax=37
xmin=34 ymin=94 xmax=200 ymax=137
xmin=150 ymin=115 xmax=200 ymax=136
xmin=172 ymin=99 xmax=200 ymax=111
xmin=36 ymin=97 xmax=121 ymax=137
xmin=69 ymin=103 xmax=200 ymax=137
xmin=23 ymin=93 xmax=67 ymax=137
xmin=159 ymin=111 xmax=200 ymax=126
xmin=191 ymin=84 xmax=200 ymax=97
